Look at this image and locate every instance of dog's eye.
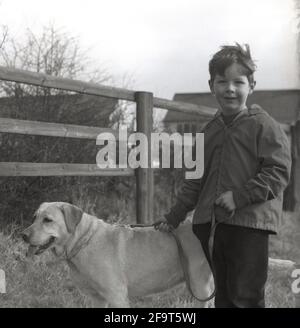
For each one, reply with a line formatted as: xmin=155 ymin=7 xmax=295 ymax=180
xmin=43 ymin=217 xmax=52 ymax=223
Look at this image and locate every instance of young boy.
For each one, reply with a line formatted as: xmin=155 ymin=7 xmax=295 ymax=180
xmin=155 ymin=44 xmax=291 ymax=308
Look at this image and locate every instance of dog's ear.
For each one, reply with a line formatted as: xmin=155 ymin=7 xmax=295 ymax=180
xmin=59 ymin=203 xmax=83 ymax=233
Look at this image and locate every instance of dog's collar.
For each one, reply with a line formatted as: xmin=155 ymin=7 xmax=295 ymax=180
xmin=63 ymin=219 xmax=98 ymax=262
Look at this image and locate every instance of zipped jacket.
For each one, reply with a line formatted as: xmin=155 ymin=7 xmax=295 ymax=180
xmin=165 ymin=105 xmax=291 ymax=234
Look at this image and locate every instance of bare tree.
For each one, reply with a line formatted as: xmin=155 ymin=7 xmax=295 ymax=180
xmin=0 ymin=24 xmax=113 ymax=96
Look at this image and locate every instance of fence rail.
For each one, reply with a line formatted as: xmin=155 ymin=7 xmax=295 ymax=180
xmin=0 ymin=163 xmax=134 ymax=177
xmin=0 ymin=118 xmax=119 ymax=140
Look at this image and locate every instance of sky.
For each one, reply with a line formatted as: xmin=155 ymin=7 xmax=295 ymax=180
xmin=0 ymin=0 xmax=299 ymax=102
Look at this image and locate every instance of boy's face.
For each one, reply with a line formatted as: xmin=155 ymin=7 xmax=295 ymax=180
xmin=209 ymin=63 xmax=255 ymax=115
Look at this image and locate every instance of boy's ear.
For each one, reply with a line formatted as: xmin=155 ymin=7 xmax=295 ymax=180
xmin=249 ymin=81 xmax=256 ymax=95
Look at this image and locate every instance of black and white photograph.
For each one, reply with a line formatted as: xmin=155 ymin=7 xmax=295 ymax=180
xmin=0 ymin=0 xmax=299 ymax=312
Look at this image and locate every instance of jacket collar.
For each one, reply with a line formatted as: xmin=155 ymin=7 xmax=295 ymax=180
xmin=214 ymin=107 xmax=249 ymax=127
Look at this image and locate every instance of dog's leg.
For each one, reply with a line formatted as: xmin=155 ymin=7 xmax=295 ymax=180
xmin=108 ymin=298 xmax=130 ymax=308
xmin=105 ymin=289 xmax=130 ymax=308
xmin=76 ymin=285 xmax=109 ymax=308
xmin=69 ymin=270 xmax=109 ymax=308
xmin=89 ymin=293 xmax=109 ymax=308
xmin=77 ymin=286 xmax=109 ymax=308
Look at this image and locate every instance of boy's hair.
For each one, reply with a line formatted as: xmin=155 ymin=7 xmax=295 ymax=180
xmin=209 ymin=43 xmax=256 ymax=83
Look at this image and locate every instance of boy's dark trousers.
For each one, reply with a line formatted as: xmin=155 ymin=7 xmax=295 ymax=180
xmin=192 ymin=222 xmax=269 ymax=308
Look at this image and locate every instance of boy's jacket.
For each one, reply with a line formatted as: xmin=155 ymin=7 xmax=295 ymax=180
xmin=165 ymin=105 xmax=291 ymax=234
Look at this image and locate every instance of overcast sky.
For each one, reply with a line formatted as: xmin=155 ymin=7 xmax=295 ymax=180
xmin=0 ymin=0 xmax=299 ymax=101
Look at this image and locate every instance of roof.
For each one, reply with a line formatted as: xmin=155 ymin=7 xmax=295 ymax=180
xmin=164 ymin=89 xmax=300 ymax=124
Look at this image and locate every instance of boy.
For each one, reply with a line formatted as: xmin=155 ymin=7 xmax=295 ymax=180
xmin=155 ymin=44 xmax=291 ymax=308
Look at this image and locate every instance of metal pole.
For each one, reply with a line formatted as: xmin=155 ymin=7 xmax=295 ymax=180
xmin=135 ymin=91 xmax=154 ymax=224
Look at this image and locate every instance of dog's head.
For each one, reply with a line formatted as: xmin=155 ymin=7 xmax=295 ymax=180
xmin=21 ymin=202 xmax=83 ymax=257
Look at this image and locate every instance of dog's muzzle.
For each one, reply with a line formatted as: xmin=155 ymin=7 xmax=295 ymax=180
xmin=26 ymin=236 xmax=56 ymax=257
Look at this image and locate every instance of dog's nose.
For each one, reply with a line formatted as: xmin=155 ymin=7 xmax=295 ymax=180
xmin=21 ymin=230 xmax=30 ymax=243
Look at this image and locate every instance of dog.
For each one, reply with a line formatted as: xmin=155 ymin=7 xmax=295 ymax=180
xmin=21 ymin=202 xmax=213 ymax=308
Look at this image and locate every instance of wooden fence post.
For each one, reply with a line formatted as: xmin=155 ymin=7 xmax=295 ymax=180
xmin=135 ymin=91 xmax=154 ymax=224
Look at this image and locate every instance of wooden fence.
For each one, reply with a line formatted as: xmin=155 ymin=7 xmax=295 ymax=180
xmin=0 ymin=65 xmax=214 ymax=224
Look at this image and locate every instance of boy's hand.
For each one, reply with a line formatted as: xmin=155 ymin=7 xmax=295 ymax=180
xmin=215 ymin=191 xmax=236 ymax=212
xmin=153 ymin=220 xmax=174 ymax=233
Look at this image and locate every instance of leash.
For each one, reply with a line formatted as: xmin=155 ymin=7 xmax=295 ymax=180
xmin=170 ymin=227 xmax=216 ymax=302
xmin=178 ymin=207 xmax=234 ymax=303
xmin=130 ymin=220 xmax=219 ymax=303
xmin=133 ymin=207 xmax=235 ymax=303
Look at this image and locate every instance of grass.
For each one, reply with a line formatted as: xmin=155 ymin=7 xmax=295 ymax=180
xmin=0 ymin=220 xmax=297 ymax=308
xmin=269 ymin=211 xmax=300 ymax=263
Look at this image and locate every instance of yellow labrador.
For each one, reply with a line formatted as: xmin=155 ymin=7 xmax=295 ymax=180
xmin=21 ymin=202 xmax=213 ymax=308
